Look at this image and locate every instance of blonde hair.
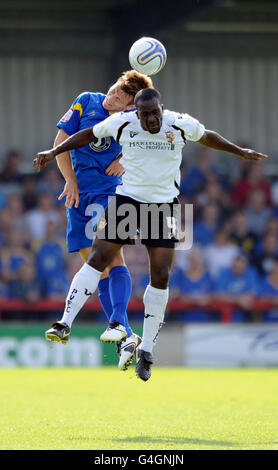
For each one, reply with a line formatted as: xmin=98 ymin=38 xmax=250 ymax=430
xmin=118 ymin=70 xmax=153 ymax=99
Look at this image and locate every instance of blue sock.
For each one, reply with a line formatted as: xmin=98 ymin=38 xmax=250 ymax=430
xmin=98 ymin=278 xmax=113 ymax=322
xmin=109 ymin=266 xmax=133 ymax=337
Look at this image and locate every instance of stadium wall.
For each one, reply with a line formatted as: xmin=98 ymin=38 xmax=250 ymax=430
xmin=0 ymin=56 xmax=110 ymax=162
xmin=1 ymin=323 xmax=278 ymax=368
xmin=0 ymin=56 xmax=277 ymax=162
xmin=158 ymin=57 xmax=278 ymax=157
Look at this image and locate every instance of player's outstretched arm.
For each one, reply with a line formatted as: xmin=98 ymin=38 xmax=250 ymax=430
xmin=33 ymin=127 xmax=96 ymax=172
xmin=198 ymin=130 xmax=268 ymax=161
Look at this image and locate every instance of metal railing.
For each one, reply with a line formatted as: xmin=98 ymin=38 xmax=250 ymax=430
xmin=0 ymin=298 xmax=276 ymax=323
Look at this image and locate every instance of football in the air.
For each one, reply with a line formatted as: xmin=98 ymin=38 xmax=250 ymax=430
xmin=128 ymin=37 xmax=167 ymax=76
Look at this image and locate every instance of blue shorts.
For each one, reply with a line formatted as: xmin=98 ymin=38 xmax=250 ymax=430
xmin=66 ymin=193 xmax=110 ymax=253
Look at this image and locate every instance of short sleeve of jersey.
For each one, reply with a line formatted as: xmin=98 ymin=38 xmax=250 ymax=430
xmin=57 ymin=92 xmax=90 ymax=136
xmin=93 ymin=112 xmax=128 ymax=141
xmin=174 ymin=112 xmax=205 ymax=142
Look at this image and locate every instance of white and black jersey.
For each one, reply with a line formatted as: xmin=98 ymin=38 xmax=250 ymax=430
xmin=93 ymin=109 xmax=205 ymax=203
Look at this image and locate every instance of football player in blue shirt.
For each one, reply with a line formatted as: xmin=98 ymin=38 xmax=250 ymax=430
xmin=44 ymin=70 xmax=153 ymax=371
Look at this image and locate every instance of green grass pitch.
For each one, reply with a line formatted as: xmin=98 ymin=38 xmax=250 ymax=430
xmin=1 ymin=367 xmax=278 ymax=450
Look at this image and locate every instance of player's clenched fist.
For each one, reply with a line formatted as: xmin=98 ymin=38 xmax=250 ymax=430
xmin=33 ymin=149 xmax=56 ymax=172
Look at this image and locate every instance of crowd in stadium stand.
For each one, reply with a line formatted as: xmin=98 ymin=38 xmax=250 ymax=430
xmin=1 ymin=145 xmax=278 ymax=322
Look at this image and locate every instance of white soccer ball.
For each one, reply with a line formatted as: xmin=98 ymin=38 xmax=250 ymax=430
xmin=128 ymin=37 xmax=167 ymax=76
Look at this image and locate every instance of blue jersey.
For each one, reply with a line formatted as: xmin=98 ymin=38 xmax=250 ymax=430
xmin=176 ymin=270 xmax=213 ymax=296
xmin=213 ymin=268 xmax=257 ymax=295
xmin=57 ymin=92 xmax=122 ymax=195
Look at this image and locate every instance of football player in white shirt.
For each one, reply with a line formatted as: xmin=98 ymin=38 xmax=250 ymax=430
xmin=34 ymin=88 xmax=267 ymax=381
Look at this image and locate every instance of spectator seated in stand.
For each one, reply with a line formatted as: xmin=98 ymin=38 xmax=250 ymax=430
xmin=179 ymin=147 xmax=220 ymax=198
xmin=264 ymin=218 xmax=278 ymax=238
xmin=21 ymin=175 xmax=39 ymax=211
xmin=252 ymin=232 xmax=278 ymax=276
xmin=0 ymin=190 xmax=6 ymax=211
xmin=193 ymin=202 xmax=220 ymax=247
xmin=172 ymin=247 xmax=214 ymax=322
xmin=8 ymin=262 xmax=40 ymax=302
xmin=258 ymin=259 xmax=278 ymax=322
xmin=0 ymin=208 xmax=12 ymax=246
xmin=195 ymin=179 xmax=232 ymax=222
xmin=44 ymin=271 xmax=70 ymax=301
xmin=271 ymin=179 xmax=278 ymax=219
xmin=24 ymin=192 xmax=60 ymax=240
xmin=38 ymin=166 xmax=64 ymax=206
xmin=229 ymin=211 xmax=257 ymax=255
xmin=204 ymin=227 xmax=240 ymax=279
xmin=6 ymin=193 xmax=30 ymax=244
xmin=32 ymin=221 xmax=66 ymax=295
xmin=244 ymin=189 xmax=272 ymax=238
xmin=232 ymin=163 xmax=271 ymax=208
xmin=213 ymin=254 xmax=258 ymax=322
xmin=0 ymin=228 xmax=33 ymax=287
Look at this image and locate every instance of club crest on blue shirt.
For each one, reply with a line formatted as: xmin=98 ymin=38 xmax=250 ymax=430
xmin=89 ymin=137 xmax=111 ymax=152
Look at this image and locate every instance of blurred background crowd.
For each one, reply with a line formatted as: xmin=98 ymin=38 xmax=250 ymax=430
xmin=1 ymin=0 xmax=278 ymax=324
xmin=1 ymin=144 xmax=278 ymax=323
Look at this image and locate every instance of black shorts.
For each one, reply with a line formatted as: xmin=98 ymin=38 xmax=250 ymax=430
xmin=96 ymin=194 xmax=180 ymax=248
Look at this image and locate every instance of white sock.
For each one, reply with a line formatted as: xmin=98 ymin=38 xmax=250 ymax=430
xmin=141 ymin=284 xmax=169 ymax=354
xmin=60 ymin=263 xmax=102 ymax=327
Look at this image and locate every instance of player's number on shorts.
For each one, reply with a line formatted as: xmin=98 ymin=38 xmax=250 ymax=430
xmin=166 ymin=216 xmax=178 ymax=238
